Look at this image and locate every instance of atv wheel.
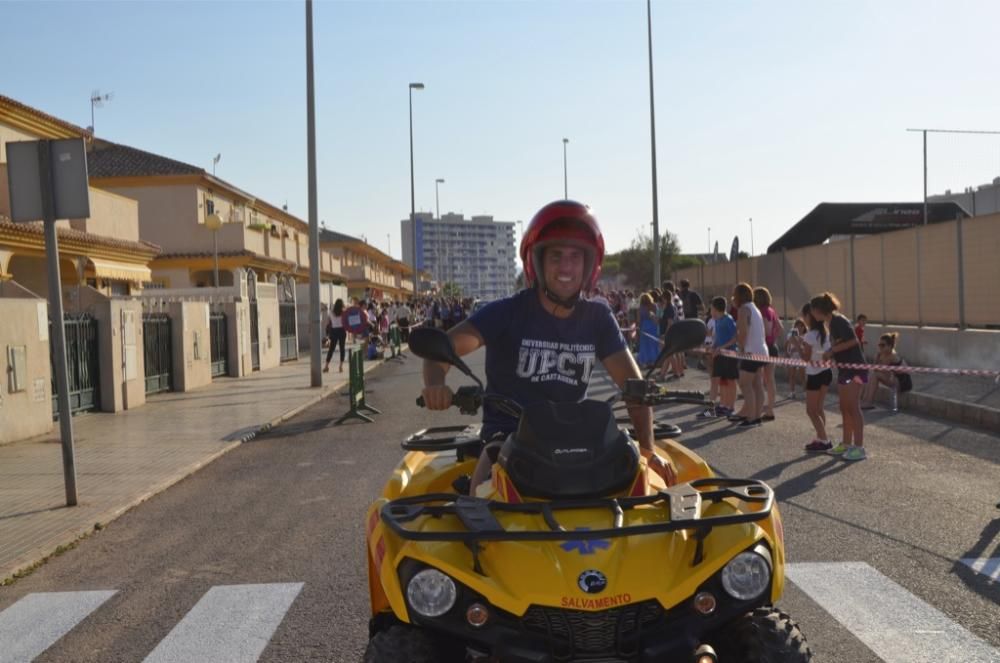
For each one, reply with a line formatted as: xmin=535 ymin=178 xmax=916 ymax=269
xmin=362 ymin=625 xmax=460 ymax=663
xmin=710 ymin=607 xmax=812 ymax=662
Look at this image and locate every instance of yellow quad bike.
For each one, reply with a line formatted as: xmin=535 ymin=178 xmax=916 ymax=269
xmin=364 ymin=321 xmax=811 ymax=663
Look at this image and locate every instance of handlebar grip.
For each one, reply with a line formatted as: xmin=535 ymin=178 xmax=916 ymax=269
xmin=416 ymin=396 xmax=426 ymax=408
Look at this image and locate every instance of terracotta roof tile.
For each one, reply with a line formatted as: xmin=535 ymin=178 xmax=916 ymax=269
xmin=0 ymin=94 xmax=89 ymax=136
xmin=0 ymin=220 xmax=161 ymax=255
xmin=87 ymin=140 xmax=204 ymax=178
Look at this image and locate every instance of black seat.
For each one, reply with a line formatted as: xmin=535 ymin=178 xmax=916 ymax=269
xmin=497 ymin=400 xmax=640 ymax=500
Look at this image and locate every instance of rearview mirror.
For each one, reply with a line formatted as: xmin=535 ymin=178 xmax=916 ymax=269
xmin=648 ymin=319 xmax=707 ymax=377
xmin=408 ymin=327 xmax=479 ymax=384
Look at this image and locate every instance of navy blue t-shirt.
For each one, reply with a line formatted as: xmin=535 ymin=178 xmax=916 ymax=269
xmin=467 ymin=288 xmax=627 ymax=438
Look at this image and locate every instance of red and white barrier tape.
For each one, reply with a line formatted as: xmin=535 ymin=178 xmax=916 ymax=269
xmin=635 ymin=329 xmax=999 ymax=379
xmin=709 ymin=348 xmax=1000 ymax=380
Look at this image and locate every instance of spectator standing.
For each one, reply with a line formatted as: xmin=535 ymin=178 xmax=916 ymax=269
xmin=658 ymin=282 xmax=686 ymax=380
xmin=637 ymin=293 xmax=660 ymax=368
xmin=396 ymin=300 xmax=413 ymax=342
xmin=732 ymin=283 xmax=767 ymax=427
xmin=785 ymin=319 xmax=807 ymax=399
xmin=702 ymin=296 xmax=738 ymax=418
xmin=855 ymin=314 xmax=869 ymax=358
xmin=678 ymin=279 xmax=704 ymax=320
xmin=754 ymin=287 xmax=783 ymax=421
xmin=861 ymin=332 xmax=909 ymax=412
xmin=800 ymin=304 xmax=833 ymax=451
xmin=812 ymin=292 xmax=867 ymax=461
xmin=323 ymin=298 xmax=347 ymax=373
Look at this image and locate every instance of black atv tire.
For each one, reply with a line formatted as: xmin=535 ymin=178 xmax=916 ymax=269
xmin=362 ymin=625 xmax=460 ymax=663
xmin=710 ymin=607 xmax=812 ymax=662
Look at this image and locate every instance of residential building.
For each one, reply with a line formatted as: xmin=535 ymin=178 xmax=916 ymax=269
xmin=319 ymin=228 xmax=414 ymax=302
xmin=0 ymin=95 xmax=160 ymax=441
xmin=87 ymin=139 xmax=352 ymax=373
xmin=400 ymin=212 xmax=516 ymax=300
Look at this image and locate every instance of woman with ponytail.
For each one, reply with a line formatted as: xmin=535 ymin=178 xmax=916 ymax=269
xmin=811 ymin=292 xmax=867 ymax=461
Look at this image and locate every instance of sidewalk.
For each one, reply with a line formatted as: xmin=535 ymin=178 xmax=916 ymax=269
xmin=705 ymin=357 xmax=1000 ymax=433
xmin=0 ymin=350 xmax=402 ymax=585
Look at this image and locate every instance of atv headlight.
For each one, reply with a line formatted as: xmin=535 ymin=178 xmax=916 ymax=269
xmin=721 ymin=551 xmax=771 ymax=601
xmin=406 ymin=568 xmax=457 ymax=618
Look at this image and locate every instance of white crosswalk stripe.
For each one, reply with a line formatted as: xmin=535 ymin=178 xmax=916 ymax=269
xmin=786 ymin=562 xmax=1000 ymax=663
xmin=960 ymin=557 xmax=1000 ymax=582
xmin=1 ymin=567 xmax=997 ymax=662
xmin=142 ymin=582 xmax=303 ymax=663
xmin=0 ymin=590 xmax=116 ymax=663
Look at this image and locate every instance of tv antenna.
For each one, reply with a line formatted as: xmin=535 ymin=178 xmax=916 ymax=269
xmin=212 ymin=153 xmax=221 ymax=176
xmin=89 ymin=89 xmax=113 ymax=136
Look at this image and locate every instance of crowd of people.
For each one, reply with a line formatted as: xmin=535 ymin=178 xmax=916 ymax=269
xmin=321 ymin=295 xmax=475 ymax=371
xmin=584 ymin=280 xmax=912 ymax=463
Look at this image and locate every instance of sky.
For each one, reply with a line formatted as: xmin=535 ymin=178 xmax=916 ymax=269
xmin=4 ymin=0 xmax=1000 ymax=260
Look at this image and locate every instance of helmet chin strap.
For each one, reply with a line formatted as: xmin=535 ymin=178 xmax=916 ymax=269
xmin=540 ymin=282 xmax=581 ymax=310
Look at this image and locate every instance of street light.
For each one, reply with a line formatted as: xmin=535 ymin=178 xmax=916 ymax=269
xmin=409 ymin=82 xmax=424 ymax=297
xmin=562 ymin=138 xmax=569 ymax=199
xmin=645 ymin=0 xmax=662 ymax=288
xmin=435 ymin=178 xmax=445 ymax=219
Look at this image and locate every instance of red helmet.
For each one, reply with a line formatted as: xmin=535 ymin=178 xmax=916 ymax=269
xmin=520 ymin=200 xmax=605 ymax=293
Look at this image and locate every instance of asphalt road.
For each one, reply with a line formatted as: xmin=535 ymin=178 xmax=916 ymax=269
xmin=1 ymin=349 xmax=998 ymax=663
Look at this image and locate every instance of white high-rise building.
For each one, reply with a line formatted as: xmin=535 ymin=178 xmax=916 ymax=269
xmin=401 ymin=212 xmax=517 ymax=300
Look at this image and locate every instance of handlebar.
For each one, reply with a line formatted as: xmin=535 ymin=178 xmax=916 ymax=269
xmin=416 ymin=387 xmax=520 ymax=418
xmin=416 ymin=379 xmax=708 ymax=416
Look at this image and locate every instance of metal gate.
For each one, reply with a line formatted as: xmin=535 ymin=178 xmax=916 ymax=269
xmin=279 ymin=302 xmax=297 ymax=362
xmin=51 ymin=315 xmax=100 ymax=418
xmin=210 ymin=312 xmax=228 ymax=378
xmin=248 ymin=271 xmax=260 ymax=371
xmin=143 ymin=314 xmax=173 ymax=394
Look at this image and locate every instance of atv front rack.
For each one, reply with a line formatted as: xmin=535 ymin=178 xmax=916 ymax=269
xmin=380 ymin=479 xmax=773 ymax=572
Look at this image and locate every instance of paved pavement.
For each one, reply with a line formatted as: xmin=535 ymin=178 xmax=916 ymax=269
xmin=769 ymin=361 xmax=1000 ymax=432
xmin=0 ymin=351 xmax=997 ymax=662
xmin=0 ymin=348 xmax=402 ymax=586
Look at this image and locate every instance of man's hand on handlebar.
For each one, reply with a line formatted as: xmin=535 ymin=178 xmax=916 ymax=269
xmin=421 ymin=385 xmax=454 ymax=410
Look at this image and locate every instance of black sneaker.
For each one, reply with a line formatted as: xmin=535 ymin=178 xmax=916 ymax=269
xmin=738 ymin=418 xmax=762 ymax=428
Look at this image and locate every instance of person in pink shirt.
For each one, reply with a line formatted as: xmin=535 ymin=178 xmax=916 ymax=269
xmin=753 ymin=287 xmax=783 ymax=421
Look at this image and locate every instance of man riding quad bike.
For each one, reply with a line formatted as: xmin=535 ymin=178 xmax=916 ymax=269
xmin=362 ymin=202 xmax=811 ymax=662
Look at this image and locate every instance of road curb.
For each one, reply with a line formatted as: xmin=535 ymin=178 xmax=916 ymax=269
xmin=771 ymin=364 xmax=1000 ymax=434
xmin=0 ymin=348 xmax=408 ymax=586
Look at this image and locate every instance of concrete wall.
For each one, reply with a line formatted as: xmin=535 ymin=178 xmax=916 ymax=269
xmin=75 ymin=287 xmax=146 ymax=413
xmin=675 ymin=213 xmax=1000 ymax=329
xmin=0 ymin=123 xmax=38 ymax=163
xmin=223 ymin=301 xmax=251 ymax=377
xmin=68 ymin=188 xmax=140 ymax=242
xmin=168 ymin=301 xmax=212 ymax=391
xmin=0 ymin=282 xmax=52 ymax=444
xmin=102 ymin=184 xmax=201 ymax=253
xmin=256 ymin=283 xmax=280 ymax=371
xmin=861 ymin=323 xmax=1000 ymax=373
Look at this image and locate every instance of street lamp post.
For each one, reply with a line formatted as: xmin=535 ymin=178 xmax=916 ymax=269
xmin=409 ymin=82 xmax=424 ymax=298
xmin=749 ymin=217 xmax=754 ymax=256
xmin=645 ymin=0 xmax=662 ymax=288
xmin=435 ymin=178 xmax=445 ymax=219
xmin=562 ymin=138 xmax=569 ymax=199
